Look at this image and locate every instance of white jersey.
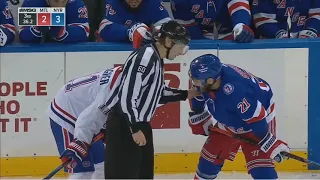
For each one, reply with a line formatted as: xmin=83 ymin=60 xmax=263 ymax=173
xmin=47 ymin=66 xmax=122 ymax=136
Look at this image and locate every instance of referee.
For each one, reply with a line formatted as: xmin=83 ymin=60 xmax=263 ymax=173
xmin=104 ymin=20 xmax=198 ymax=179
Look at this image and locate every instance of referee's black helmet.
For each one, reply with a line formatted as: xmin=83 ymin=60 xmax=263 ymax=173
xmin=158 ymin=20 xmax=190 ymax=45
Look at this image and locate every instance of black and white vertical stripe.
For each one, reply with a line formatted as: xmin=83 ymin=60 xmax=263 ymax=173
xmin=120 ymin=44 xmax=166 ymax=124
xmin=104 ymin=44 xmax=165 ymax=124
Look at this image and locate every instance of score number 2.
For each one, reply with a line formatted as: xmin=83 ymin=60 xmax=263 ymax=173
xmin=42 ymin=15 xmax=47 ymax=23
xmin=37 ymin=13 xmax=50 ymax=26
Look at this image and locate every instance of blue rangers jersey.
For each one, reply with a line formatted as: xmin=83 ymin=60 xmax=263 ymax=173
xmin=98 ymin=0 xmax=171 ymax=42
xmin=19 ymin=0 xmax=89 ymax=43
xmin=205 ymin=64 xmax=275 ymax=139
xmin=252 ymin=0 xmax=320 ymax=38
xmin=170 ymin=0 xmax=251 ymax=39
xmin=1 ymin=0 xmax=16 ymax=45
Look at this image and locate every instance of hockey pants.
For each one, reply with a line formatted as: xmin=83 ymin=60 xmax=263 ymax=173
xmin=104 ymin=106 xmax=154 ymax=179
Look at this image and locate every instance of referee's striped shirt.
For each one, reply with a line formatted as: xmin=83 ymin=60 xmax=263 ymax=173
xmin=101 ymin=43 xmax=188 ymax=125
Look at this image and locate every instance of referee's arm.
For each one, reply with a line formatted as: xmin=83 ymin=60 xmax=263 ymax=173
xmin=159 ymin=86 xmax=188 ymax=104
xmin=120 ymin=49 xmax=155 ymax=133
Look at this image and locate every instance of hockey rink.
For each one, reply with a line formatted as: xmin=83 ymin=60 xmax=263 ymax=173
xmin=2 ymin=172 xmax=320 ymax=179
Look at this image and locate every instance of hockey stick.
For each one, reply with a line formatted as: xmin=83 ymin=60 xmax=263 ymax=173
xmin=43 ymin=132 xmax=104 ymax=180
xmin=208 ymin=126 xmax=320 ymax=168
xmin=287 ymin=12 xmax=292 ymax=38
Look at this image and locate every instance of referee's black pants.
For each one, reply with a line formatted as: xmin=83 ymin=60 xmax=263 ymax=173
xmin=104 ymin=106 xmax=154 ymax=179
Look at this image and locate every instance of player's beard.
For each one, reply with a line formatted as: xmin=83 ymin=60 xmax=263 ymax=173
xmin=193 ymin=83 xmax=217 ymax=93
xmin=204 ymin=80 xmax=221 ymax=92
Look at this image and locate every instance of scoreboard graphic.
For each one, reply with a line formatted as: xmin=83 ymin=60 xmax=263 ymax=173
xmin=18 ymin=8 xmax=66 ymax=26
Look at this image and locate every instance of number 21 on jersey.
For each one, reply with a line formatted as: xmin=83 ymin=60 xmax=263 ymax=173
xmin=237 ymin=98 xmax=251 ymax=113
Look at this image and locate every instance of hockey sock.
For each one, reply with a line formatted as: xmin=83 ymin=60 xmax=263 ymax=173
xmin=195 ymin=157 xmax=223 ymax=179
xmin=250 ymin=167 xmax=278 ymax=179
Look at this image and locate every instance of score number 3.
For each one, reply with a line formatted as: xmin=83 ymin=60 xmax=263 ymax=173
xmin=56 ymin=16 xmax=61 ymax=23
xmin=52 ymin=13 xmax=65 ymax=26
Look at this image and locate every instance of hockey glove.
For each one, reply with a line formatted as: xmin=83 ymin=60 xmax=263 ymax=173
xmin=188 ymin=110 xmax=213 ymax=136
xmin=60 ymin=139 xmax=89 ymax=168
xmin=258 ymin=132 xmax=290 ymax=163
xmin=233 ymin=23 xmax=254 ymax=43
xmin=275 ymin=30 xmax=293 ymax=39
xmin=298 ymin=29 xmax=318 ymax=38
xmin=34 ymin=26 xmax=50 ymax=34
xmin=127 ymin=23 xmax=152 ymax=49
xmin=0 ymin=27 xmax=8 ymax=46
xmin=203 ymin=30 xmax=215 ymax=40
xmin=50 ymin=26 xmax=69 ymax=41
xmin=28 ymin=26 xmax=49 ymax=38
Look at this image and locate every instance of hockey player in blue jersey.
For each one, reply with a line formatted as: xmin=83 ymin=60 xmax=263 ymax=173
xmin=252 ymin=0 xmax=320 ymax=38
xmin=19 ymin=0 xmax=89 ymax=43
xmin=0 ymin=0 xmax=16 ymax=46
xmin=170 ymin=0 xmax=254 ymax=42
xmin=97 ymin=0 xmax=171 ymax=48
xmin=187 ymin=54 xmax=290 ymax=179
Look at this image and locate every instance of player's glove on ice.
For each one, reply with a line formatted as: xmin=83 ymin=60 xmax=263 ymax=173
xmin=298 ymin=29 xmax=318 ymax=38
xmin=60 ymin=139 xmax=89 ymax=168
xmin=233 ymin=23 xmax=254 ymax=43
xmin=258 ymin=132 xmax=290 ymax=163
xmin=188 ymin=110 xmax=213 ymax=136
xmin=127 ymin=22 xmax=152 ymax=49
